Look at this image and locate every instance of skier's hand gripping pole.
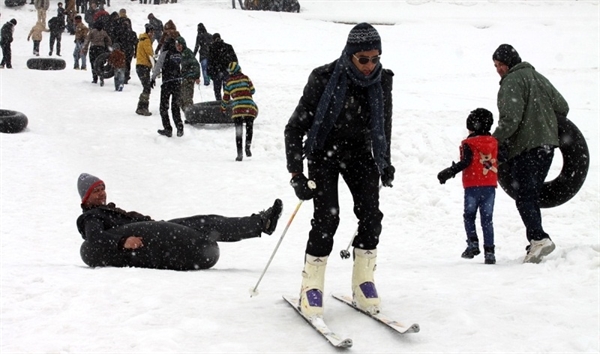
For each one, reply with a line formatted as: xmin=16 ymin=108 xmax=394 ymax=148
xmin=249 ymin=180 xmax=316 ymax=297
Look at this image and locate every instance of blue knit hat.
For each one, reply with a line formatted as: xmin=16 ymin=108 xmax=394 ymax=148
xmin=345 ymin=22 xmax=381 ymax=55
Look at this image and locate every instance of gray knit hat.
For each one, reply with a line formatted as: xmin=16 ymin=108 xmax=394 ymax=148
xmin=345 ymin=22 xmax=381 ymax=55
xmin=77 ymin=173 xmax=104 ymax=203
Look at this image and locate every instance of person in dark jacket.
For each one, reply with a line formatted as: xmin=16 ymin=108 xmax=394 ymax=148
xmin=76 ymin=173 xmax=283 ymax=270
xmin=207 ymin=33 xmax=238 ymax=100
xmin=151 ymin=38 xmax=184 ymax=137
xmin=437 ymin=108 xmax=498 ymax=265
xmin=284 ymin=23 xmax=395 ymax=319
xmin=192 ymin=23 xmax=212 ymax=85
xmin=491 ymin=44 xmax=569 ymax=264
xmin=0 ymin=19 xmax=17 ymax=69
xmin=48 ymin=16 xmax=65 ymax=56
xmin=147 ymin=13 xmax=163 ymax=43
xmin=114 ymin=18 xmax=137 ymax=84
xmin=176 ymin=36 xmax=200 ymax=115
xmin=84 ymin=1 xmax=99 ymax=28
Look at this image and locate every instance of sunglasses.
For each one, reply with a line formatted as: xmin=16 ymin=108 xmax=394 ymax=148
xmin=353 ymin=54 xmax=380 ymax=65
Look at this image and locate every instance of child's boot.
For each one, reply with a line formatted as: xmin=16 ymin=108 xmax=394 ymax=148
xmin=461 ymin=238 xmax=480 ymax=259
xmin=352 ymin=248 xmax=380 ymax=315
xmin=299 ymin=254 xmax=327 ymax=318
xmin=484 ymin=245 xmax=496 ymax=265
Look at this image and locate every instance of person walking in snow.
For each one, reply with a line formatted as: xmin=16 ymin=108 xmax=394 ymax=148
xmin=437 ymin=108 xmax=498 ymax=265
xmin=176 ymin=36 xmax=200 ymax=115
xmin=135 ymin=24 xmax=155 ymax=116
xmin=76 ymin=173 xmax=283 ymax=271
xmin=192 ymin=23 xmax=212 ymax=86
xmin=108 ymin=43 xmax=126 ymax=91
xmin=207 ymin=33 xmax=237 ymax=101
xmin=151 ymin=38 xmax=184 ymax=137
xmin=73 ymin=15 xmax=89 ymax=70
xmin=221 ymin=62 xmax=258 ymax=161
xmin=284 ymin=23 xmax=395 ymax=318
xmin=48 ymin=15 xmax=66 ymax=56
xmin=34 ymin=0 xmax=50 ymax=29
xmin=81 ymin=21 xmax=112 ymax=85
xmin=27 ymin=21 xmax=48 ymax=57
xmin=0 ymin=19 xmax=17 ymax=69
xmin=147 ymin=13 xmax=163 ymax=44
xmin=490 ymin=44 xmax=569 ymax=264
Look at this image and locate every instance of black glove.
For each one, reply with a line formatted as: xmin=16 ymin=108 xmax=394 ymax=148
xmin=150 ymin=79 xmax=155 ymax=89
xmin=437 ymin=166 xmax=456 ymax=184
xmin=290 ymin=173 xmax=316 ymax=200
xmin=381 ymin=165 xmax=395 ymax=187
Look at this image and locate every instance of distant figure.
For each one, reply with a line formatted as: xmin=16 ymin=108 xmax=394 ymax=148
xmin=108 ymin=43 xmax=126 ymax=91
xmin=176 ymin=36 xmax=200 ymax=115
xmin=27 ymin=21 xmax=48 ymax=57
xmin=192 ymin=23 xmax=212 ymax=86
xmin=48 ymin=15 xmax=66 ymax=56
xmin=151 ymin=38 xmax=184 ymax=137
xmin=207 ymin=33 xmax=238 ymax=101
xmin=147 ymin=13 xmax=163 ymax=43
xmin=135 ymin=24 xmax=155 ymax=116
xmin=0 ymin=19 xmax=17 ymax=69
xmin=73 ymin=15 xmax=89 ymax=70
xmin=34 ymin=0 xmax=51 ymax=28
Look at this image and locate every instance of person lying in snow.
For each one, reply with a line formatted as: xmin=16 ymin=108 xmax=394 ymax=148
xmin=76 ymin=173 xmax=283 ymax=270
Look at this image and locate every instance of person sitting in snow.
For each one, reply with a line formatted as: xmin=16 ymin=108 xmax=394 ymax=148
xmin=437 ymin=108 xmax=498 ymax=265
xmin=76 ymin=173 xmax=283 ymax=271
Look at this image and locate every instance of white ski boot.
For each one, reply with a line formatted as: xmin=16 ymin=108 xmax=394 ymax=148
xmin=299 ymin=254 xmax=328 ymax=318
xmin=352 ymin=248 xmax=380 ymax=315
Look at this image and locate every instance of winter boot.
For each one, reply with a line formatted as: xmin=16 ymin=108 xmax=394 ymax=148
xmin=461 ymin=239 xmax=480 ymax=259
xmin=136 ymin=93 xmax=152 ymax=116
xmin=352 ymin=248 xmax=380 ymax=315
xmin=299 ymin=254 xmax=327 ymax=318
xmin=484 ymin=245 xmax=496 ymax=265
xmin=523 ymin=238 xmax=555 ymax=264
xmin=245 ymin=144 xmax=252 ymax=157
xmin=258 ymin=199 xmax=283 ymax=235
xmin=176 ymin=126 xmax=184 ymax=137
xmin=157 ymin=129 xmax=172 ymax=137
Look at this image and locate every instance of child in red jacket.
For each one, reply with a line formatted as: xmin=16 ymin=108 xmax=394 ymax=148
xmin=107 ymin=43 xmax=126 ymax=91
xmin=437 ymin=108 xmax=498 ymax=264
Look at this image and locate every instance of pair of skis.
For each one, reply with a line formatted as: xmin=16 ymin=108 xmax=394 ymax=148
xmin=283 ymin=294 xmax=420 ymax=348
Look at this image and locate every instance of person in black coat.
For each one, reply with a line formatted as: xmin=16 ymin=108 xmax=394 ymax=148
xmin=0 ymin=19 xmax=17 ymax=69
xmin=284 ymin=23 xmax=395 ymax=318
xmin=192 ymin=23 xmax=212 ymax=86
xmin=114 ymin=18 xmax=137 ymax=84
xmin=207 ymin=33 xmax=237 ymax=100
xmin=76 ymin=173 xmax=283 ymax=270
xmin=48 ymin=16 xmax=65 ymax=56
xmin=151 ymin=38 xmax=184 ymax=137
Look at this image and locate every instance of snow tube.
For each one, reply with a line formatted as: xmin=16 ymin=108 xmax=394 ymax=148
xmin=0 ymin=109 xmax=28 ymax=133
xmin=498 ymin=116 xmax=589 ymax=208
xmin=4 ymin=0 xmax=26 ymax=7
xmin=184 ymin=101 xmax=233 ymax=124
xmin=80 ymin=221 xmax=220 ymax=270
xmin=26 ymin=58 xmax=66 ymax=71
xmin=94 ymin=52 xmax=114 ymax=79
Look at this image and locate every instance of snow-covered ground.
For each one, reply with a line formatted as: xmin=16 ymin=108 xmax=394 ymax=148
xmin=1 ymin=0 xmax=598 ymax=352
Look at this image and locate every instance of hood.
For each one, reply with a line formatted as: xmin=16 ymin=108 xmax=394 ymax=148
xmin=176 ymin=36 xmax=187 ymax=49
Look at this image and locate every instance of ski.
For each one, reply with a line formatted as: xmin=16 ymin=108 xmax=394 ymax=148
xmin=331 ymin=294 xmax=420 ymax=334
xmin=282 ymin=295 xmax=353 ymax=348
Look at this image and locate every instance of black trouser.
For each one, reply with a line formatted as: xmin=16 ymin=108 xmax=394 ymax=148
xmin=1 ymin=43 xmax=12 ymax=68
xmin=89 ymin=45 xmax=107 ymax=81
xmin=305 ymin=148 xmax=383 ymax=257
xmin=136 ymin=65 xmax=152 ymax=95
xmin=509 ymin=146 xmax=554 ymax=242
xmin=212 ymin=71 xmax=226 ymax=100
xmin=49 ymin=32 xmax=62 ymax=55
xmin=159 ymin=80 xmax=183 ymax=131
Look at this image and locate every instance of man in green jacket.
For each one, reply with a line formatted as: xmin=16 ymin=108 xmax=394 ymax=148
xmin=491 ymin=44 xmax=569 ymax=264
xmin=176 ymin=36 xmax=200 ymax=115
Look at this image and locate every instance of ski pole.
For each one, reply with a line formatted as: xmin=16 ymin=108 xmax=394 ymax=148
xmin=340 ymin=184 xmax=383 ymax=260
xmin=249 ymin=199 xmax=305 ymax=297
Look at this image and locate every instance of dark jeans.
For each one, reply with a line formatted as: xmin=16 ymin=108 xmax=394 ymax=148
xmin=1 ymin=43 xmax=12 ymax=68
xmin=212 ymin=71 xmax=226 ymax=100
xmin=136 ymin=65 xmax=152 ymax=95
xmin=159 ymin=80 xmax=183 ymax=131
xmin=89 ymin=45 xmax=107 ymax=81
xmin=463 ymin=186 xmax=495 ymax=247
xmin=510 ymin=146 xmax=554 ymax=241
xmin=49 ymin=32 xmax=62 ymax=55
xmin=306 ymin=148 xmax=383 ymax=257
xmin=234 ymin=116 xmax=254 ymax=152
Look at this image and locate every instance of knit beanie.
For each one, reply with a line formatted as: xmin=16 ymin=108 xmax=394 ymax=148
xmin=492 ymin=44 xmax=522 ymax=68
xmin=227 ymin=61 xmax=240 ymax=74
xmin=466 ymin=108 xmax=494 ymax=133
xmin=77 ymin=173 xmax=104 ymax=204
xmin=345 ymin=22 xmax=381 ymax=55
xmin=9 ymin=19 xmax=17 ymax=26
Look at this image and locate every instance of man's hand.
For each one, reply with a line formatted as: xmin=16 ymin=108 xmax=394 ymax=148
xmin=381 ymin=165 xmax=395 ymax=187
xmin=123 ymin=236 xmax=143 ymax=249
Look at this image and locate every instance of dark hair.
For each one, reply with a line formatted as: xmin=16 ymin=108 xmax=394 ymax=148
xmin=466 ymin=108 xmax=494 ymax=133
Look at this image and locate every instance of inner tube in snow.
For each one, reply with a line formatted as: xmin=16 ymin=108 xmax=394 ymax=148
xmin=94 ymin=52 xmax=114 ymax=79
xmin=26 ymin=58 xmax=66 ymax=70
xmin=498 ymin=116 xmax=589 ymax=208
xmin=184 ymin=101 xmax=233 ymax=124
xmin=4 ymin=0 xmax=27 ymax=7
xmin=80 ymin=221 xmax=221 ymax=271
xmin=0 ymin=109 xmax=28 ymax=133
